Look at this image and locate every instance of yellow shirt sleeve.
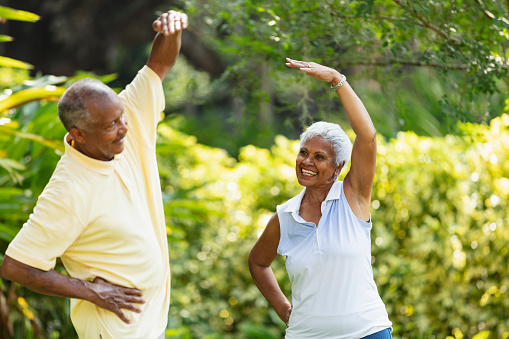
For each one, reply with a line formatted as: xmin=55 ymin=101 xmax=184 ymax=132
xmin=118 ymin=65 xmax=165 ymax=150
xmin=6 ymin=176 xmax=86 ymax=271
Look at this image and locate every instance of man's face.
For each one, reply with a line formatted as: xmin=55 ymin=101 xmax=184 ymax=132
xmin=77 ymin=92 xmax=128 ymax=161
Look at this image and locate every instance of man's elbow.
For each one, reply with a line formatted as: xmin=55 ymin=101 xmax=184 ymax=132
xmin=0 ymin=255 xmax=14 ymax=281
xmin=0 ymin=255 xmax=30 ymax=284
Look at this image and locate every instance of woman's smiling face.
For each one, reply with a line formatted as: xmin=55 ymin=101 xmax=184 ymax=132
xmin=296 ymin=135 xmax=341 ymax=189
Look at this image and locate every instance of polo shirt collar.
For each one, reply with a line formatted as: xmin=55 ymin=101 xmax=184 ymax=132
xmin=324 ymin=180 xmax=342 ymax=202
xmin=64 ymin=133 xmax=119 ymax=175
xmin=283 ymin=180 xmax=342 ymax=213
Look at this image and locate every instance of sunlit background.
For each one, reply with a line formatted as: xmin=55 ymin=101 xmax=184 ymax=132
xmin=0 ymin=0 xmax=508 ymax=338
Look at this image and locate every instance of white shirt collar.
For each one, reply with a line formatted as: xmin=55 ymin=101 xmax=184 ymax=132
xmin=283 ymin=180 xmax=342 ymax=213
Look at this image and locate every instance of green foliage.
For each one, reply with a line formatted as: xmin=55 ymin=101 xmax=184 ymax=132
xmin=156 ymin=112 xmax=509 ymax=339
xmin=2 ymin=85 xmax=509 ymax=337
xmin=0 ymin=6 xmax=40 ymax=22
xmin=0 ymin=6 xmax=39 ymax=70
xmin=1 ymin=3 xmax=509 ymax=335
xmin=370 ymin=114 xmax=509 ymax=338
xmin=181 ymin=0 xmax=508 ymax=134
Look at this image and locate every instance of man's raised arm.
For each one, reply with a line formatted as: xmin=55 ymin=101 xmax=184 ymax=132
xmin=147 ymin=10 xmax=188 ymax=81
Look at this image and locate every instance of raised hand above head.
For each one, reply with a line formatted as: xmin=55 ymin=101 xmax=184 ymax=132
xmin=285 ymin=57 xmax=344 ymax=86
xmin=152 ymin=10 xmax=188 ymax=36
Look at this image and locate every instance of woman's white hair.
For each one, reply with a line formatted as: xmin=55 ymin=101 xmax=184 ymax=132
xmin=300 ymin=121 xmax=352 ymax=167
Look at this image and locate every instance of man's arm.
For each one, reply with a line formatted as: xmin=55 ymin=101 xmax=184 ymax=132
xmin=147 ymin=10 xmax=188 ymax=81
xmin=0 ymin=256 xmax=145 ymax=324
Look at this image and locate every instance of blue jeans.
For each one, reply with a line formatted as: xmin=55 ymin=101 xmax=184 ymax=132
xmin=360 ymin=328 xmax=392 ymax=339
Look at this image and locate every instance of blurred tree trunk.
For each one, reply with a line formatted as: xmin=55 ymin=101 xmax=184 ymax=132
xmin=259 ymin=61 xmax=274 ymax=127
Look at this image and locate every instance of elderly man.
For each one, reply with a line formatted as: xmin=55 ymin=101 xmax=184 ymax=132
xmin=0 ymin=10 xmax=187 ymax=339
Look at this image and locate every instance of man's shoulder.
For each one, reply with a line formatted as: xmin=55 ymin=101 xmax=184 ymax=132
xmin=43 ymin=155 xmax=97 ymax=203
xmin=118 ymin=66 xmax=162 ymax=101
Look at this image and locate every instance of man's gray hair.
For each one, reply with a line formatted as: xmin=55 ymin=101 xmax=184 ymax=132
xmin=57 ymin=78 xmax=111 ymax=131
xmin=300 ymin=121 xmax=352 ymax=167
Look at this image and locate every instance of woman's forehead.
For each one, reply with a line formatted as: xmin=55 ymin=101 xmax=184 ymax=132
xmin=302 ymin=135 xmax=334 ymax=153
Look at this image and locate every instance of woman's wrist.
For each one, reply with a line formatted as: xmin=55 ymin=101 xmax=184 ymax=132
xmin=277 ymin=303 xmax=292 ymax=325
xmin=331 ymin=73 xmax=347 ymax=91
xmin=329 ymin=70 xmax=344 ymax=87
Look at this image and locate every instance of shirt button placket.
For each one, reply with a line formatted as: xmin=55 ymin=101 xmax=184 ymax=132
xmin=314 ymin=227 xmax=320 ymax=254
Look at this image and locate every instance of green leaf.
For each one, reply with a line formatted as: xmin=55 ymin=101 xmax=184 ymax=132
xmin=67 ymin=72 xmax=118 ymax=85
xmin=0 ymin=6 xmax=40 ymax=22
xmin=0 ymin=86 xmax=66 ymax=112
xmin=0 ymin=157 xmax=25 ymax=171
xmin=0 ymin=126 xmax=63 ymax=152
xmin=0 ymin=56 xmax=33 ymax=69
xmin=0 ymin=34 xmax=13 ymax=42
xmin=21 ymin=75 xmax=68 ymax=89
xmin=0 ymin=222 xmax=19 ymax=242
xmin=472 ymin=331 xmax=491 ymax=339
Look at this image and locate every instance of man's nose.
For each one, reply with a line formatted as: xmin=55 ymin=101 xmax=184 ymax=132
xmin=119 ymin=115 xmax=128 ymax=133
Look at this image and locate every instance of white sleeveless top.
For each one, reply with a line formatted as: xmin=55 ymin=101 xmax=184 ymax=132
xmin=277 ymin=181 xmax=392 ymax=339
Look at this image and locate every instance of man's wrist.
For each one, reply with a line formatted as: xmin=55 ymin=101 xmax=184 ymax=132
xmin=81 ymin=279 xmax=99 ymax=304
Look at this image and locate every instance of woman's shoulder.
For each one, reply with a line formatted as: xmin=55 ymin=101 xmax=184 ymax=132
xmin=277 ymin=188 xmax=306 ymax=214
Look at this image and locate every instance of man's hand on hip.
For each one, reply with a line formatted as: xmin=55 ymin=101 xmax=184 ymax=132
xmin=88 ymin=276 xmax=146 ymax=324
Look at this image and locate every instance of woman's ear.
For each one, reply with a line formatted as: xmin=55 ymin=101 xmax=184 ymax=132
xmin=334 ymin=161 xmax=345 ymax=179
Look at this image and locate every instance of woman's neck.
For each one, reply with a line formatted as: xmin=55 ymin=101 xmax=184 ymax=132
xmin=302 ymin=182 xmax=335 ymax=205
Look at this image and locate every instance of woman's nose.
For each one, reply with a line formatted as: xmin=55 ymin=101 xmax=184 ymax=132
xmin=302 ymin=156 xmax=312 ymax=165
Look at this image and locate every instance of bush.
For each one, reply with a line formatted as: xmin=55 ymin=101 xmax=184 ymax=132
xmin=2 ymin=96 xmax=509 ymax=337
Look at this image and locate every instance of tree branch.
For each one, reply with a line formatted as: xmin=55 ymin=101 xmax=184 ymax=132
xmin=392 ymin=0 xmax=461 ymax=43
xmin=343 ymin=59 xmax=470 ymax=70
xmin=337 ymin=13 xmax=428 ymax=29
xmin=342 ymin=58 xmax=509 ymax=71
xmin=472 ymin=0 xmax=509 ymax=25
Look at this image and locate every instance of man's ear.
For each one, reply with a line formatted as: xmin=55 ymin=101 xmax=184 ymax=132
xmin=69 ymin=127 xmax=86 ymax=144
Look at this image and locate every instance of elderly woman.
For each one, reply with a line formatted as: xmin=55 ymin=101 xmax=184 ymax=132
xmin=248 ymin=58 xmax=392 ymax=339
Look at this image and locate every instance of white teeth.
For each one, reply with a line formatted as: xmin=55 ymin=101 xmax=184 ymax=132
xmin=302 ymin=169 xmax=317 ymax=176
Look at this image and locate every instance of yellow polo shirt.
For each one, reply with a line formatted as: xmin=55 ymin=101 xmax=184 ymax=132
xmin=6 ymin=66 xmax=170 ymax=338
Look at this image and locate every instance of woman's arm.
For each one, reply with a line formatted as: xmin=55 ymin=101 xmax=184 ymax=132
xmin=286 ymin=58 xmax=376 ymax=220
xmin=248 ymin=213 xmax=292 ymax=325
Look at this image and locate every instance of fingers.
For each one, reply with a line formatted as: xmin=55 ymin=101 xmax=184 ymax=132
xmin=94 ymin=276 xmax=143 ymax=296
xmin=114 ymin=296 xmax=145 ymax=324
xmin=116 ymin=287 xmax=146 ymax=305
xmin=285 ymin=57 xmax=312 ymax=69
xmin=115 ymin=309 xmax=131 ymax=324
xmin=122 ymin=286 xmax=144 ymax=296
xmin=121 ymin=297 xmax=144 ymax=312
xmin=153 ymin=10 xmax=188 ymax=36
xmin=285 ymin=57 xmax=341 ymax=83
xmin=90 ymin=276 xmax=146 ymax=323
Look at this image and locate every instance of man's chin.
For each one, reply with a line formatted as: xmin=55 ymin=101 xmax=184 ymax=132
xmin=114 ymin=145 xmax=125 ymax=154
xmin=110 ymin=144 xmax=125 ymax=158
